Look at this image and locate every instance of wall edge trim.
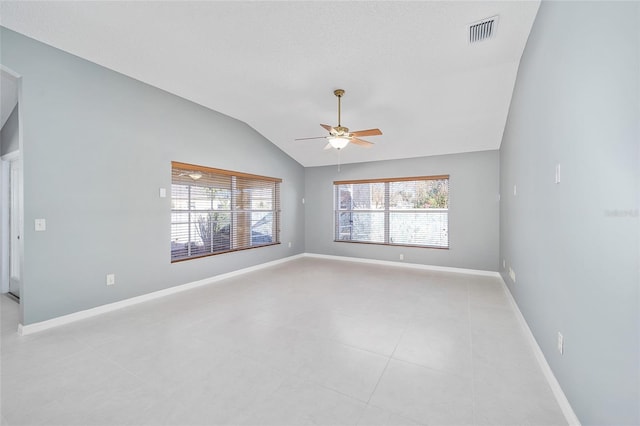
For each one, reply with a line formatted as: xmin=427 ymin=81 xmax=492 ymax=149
xmin=498 ymin=275 xmax=582 ymax=426
xmin=18 ymin=253 xmax=305 ymax=336
xmin=303 ymin=252 xmax=501 ymax=277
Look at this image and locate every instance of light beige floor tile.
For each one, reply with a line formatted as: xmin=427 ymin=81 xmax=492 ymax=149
xmin=473 ymin=358 xmax=568 ymax=426
xmin=0 ymin=260 xmax=566 ymax=426
xmin=370 ymin=359 xmax=474 ymax=425
xmin=233 ymin=376 xmax=367 ymax=425
xmin=294 ymin=339 xmax=390 ymax=402
xmin=329 ymin=313 xmax=406 ymax=357
xmin=393 ymin=317 xmax=473 ymax=377
xmin=356 ymin=405 xmax=423 ymax=426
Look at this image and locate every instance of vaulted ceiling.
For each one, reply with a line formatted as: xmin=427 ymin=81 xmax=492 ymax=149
xmin=0 ymin=1 xmax=540 ymax=167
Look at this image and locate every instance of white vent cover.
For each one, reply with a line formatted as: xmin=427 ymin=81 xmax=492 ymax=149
xmin=468 ymin=16 xmax=499 ymax=43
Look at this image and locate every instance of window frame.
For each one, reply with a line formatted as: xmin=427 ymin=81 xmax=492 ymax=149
xmin=171 ymin=161 xmax=281 ymax=263
xmin=333 ymin=175 xmax=449 ymax=249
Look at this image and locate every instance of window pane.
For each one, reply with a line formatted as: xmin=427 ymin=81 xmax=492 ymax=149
xmin=390 ymin=179 xmax=448 ymax=209
xmin=334 ymin=176 xmax=449 ymax=249
xmin=171 ymin=185 xmax=190 ymax=210
xmin=171 ymin=162 xmax=280 ymax=261
xmin=212 ymin=189 xmax=231 ymax=210
xmin=390 ymin=211 xmax=448 ymax=247
xmin=171 ymin=212 xmax=189 ymax=224
xmin=191 ymin=212 xmax=232 ymax=254
xmin=171 ymin=223 xmax=190 ymax=260
xmin=251 ymin=212 xmax=273 ymax=245
xmin=337 ymin=183 xmax=384 ymax=210
xmin=346 ymin=212 xmax=385 ymax=243
xmin=336 ymin=212 xmax=353 ymax=240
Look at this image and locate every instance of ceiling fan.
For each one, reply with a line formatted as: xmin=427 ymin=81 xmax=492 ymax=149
xmin=296 ymin=89 xmax=382 ymax=150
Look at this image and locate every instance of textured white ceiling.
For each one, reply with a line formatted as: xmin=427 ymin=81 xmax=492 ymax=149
xmin=0 ymin=1 xmax=540 ymax=167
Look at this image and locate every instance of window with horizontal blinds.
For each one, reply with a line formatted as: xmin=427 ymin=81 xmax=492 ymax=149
xmin=334 ymin=175 xmax=449 ymax=249
xmin=171 ymin=161 xmax=281 ymax=262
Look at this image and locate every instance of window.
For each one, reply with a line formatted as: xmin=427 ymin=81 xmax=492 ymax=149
xmin=334 ymin=175 xmax=449 ymax=249
xmin=171 ymin=161 xmax=281 ymax=262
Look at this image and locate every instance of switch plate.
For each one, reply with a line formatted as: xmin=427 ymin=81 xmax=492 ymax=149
xmin=106 ymin=274 xmax=115 ymax=286
xmin=555 ymin=164 xmax=561 ymax=184
xmin=557 ymin=332 xmax=564 ymax=355
xmin=399 ymin=254 xmax=404 ymax=261
xmin=35 ymin=218 xmax=46 ymax=231
xmin=513 ymin=185 xmax=517 ymax=196
xmin=509 ymin=267 xmax=516 ymax=283
xmin=288 ymin=242 xmax=292 ymax=248
xmin=159 ymin=188 xmax=167 ymax=198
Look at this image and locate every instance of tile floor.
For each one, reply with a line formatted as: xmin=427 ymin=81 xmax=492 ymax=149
xmin=0 ymin=258 xmax=567 ymax=425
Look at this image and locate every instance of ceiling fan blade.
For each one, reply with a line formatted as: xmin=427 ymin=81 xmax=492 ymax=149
xmin=323 ymin=142 xmax=333 ymax=150
xmin=320 ymin=123 xmax=334 ymax=132
xmin=350 ymin=137 xmax=374 ymax=147
xmin=295 ymin=136 xmax=327 ymax=141
xmin=350 ymin=128 xmax=382 ymax=137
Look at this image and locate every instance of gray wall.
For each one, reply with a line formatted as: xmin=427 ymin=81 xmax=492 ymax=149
xmin=499 ymin=2 xmax=639 ymax=425
xmin=305 ymin=150 xmax=500 ymax=271
xmin=0 ymin=28 xmax=305 ymax=325
xmin=0 ymin=104 xmax=19 ymax=156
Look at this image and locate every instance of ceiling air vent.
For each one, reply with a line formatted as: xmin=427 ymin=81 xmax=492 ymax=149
xmin=468 ymin=16 xmax=498 ymax=43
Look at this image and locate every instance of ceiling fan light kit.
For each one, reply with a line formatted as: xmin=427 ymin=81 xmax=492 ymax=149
xmin=328 ymin=136 xmax=350 ymax=150
xmin=295 ymin=89 xmax=382 ymax=151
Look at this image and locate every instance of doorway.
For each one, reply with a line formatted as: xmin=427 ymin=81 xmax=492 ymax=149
xmin=1 ymin=66 xmax=23 ymax=303
xmin=1 ymin=153 xmax=21 ymax=299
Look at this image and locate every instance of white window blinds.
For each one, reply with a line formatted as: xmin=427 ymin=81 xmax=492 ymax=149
xmin=171 ymin=162 xmax=281 ymax=262
xmin=334 ymin=175 xmax=449 ymax=249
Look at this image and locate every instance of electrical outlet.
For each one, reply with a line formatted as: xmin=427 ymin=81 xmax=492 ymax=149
xmin=106 ymin=274 xmax=115 ymax=286
xmin=399 ymin=254 xmax=404 ymax=261
xmin=509 ymin=267 xmax=516 ymax=283
xmin=35 ymin=218 xmax=46 ymax=231
xmin=557 ymin=332 xmax=564 ymax=355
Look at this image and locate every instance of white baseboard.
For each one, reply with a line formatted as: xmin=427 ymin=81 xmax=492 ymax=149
xmin=18 ymin=251 xmax=580 ymax=425
xmin=18 ymin=253 xmax=305 ymax=336
xmin=498 ymin=275 xmax=581 ymax=426
xmin=17 ymin=253 xmax=498 ymax=335
xmin=303 ymin=252 xmax=501 ymax=277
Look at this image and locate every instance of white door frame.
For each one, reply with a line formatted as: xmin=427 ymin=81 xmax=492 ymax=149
xmin=0 ymin=65 xmax=24 ymax=304
xmin=1 ymin=151 xmax=21 ymax=294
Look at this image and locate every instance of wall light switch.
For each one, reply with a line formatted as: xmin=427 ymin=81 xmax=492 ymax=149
xmin=555 ymin=164 xmax=561 ymax=184
xmin=557 ymin=332 xmax=564 ymax=355
xmin=35 ymin=218 xmax=46 ymax=231
xmin=159 ymin=188 xmax=167 ymax=198
xmin=513 ymin=185 xmax=517 ymax=196
xmin=106 ymin=274 xmax=115 ymax=286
